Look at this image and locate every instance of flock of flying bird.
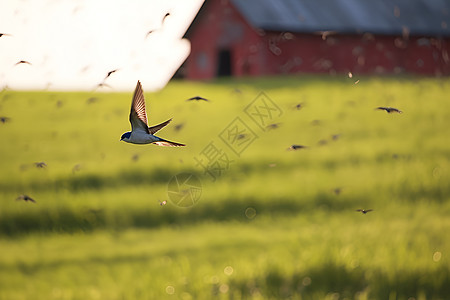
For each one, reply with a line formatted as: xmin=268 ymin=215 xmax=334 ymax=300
xmin=2 ymin=24 xmax=404 ymax=215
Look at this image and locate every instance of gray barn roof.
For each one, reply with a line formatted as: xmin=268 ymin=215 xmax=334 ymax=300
xmin=230 ymin=0 xmax=450 ymax=36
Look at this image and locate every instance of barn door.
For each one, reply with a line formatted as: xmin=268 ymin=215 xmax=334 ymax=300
xmin=217 ymin=49 xmax=232 ymax=77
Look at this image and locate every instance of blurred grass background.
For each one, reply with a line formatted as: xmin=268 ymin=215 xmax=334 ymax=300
xmin=0 ymin=75 xmax=449 ymax=299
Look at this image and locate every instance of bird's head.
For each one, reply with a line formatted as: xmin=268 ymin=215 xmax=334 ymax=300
xmin=120 ymin=132 xmax=131 ymax=142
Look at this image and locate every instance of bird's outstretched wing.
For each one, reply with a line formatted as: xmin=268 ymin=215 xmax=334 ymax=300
xmin=149 ymin=118 xmax=172 ymax=134
xmin=129 ymin=80 xmax=149 ymax=133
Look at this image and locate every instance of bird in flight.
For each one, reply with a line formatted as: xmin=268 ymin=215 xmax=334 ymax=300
xmin=162 ymin=12 xmax=170 ymax=23
xmin=14 ymin=60 xmax=32 ymax=66
xmin=120 ymin=80 xmax=185 ymax=147
xmin=94 ymin=82 xmax=112 ymax=90
xmin=186 ymin=96 xmax=210 ymax=102
xmin=104 ymin=69 xmax=119 ymax=81
xmin=0 ymin=33 xmax=12 ymax=38
xmin=16 ymin=194 xmax=36 ymax=203
xmin=376 ymin=107 xmax=402 ymax=113
xmin=356 ymin=209 xmax=373 ymax=214
xmin=294 ymin=103 xmax=303 ymax=110
xmin=266 ymin=123 xmax=282 ymax=130
xmin=34 ymin=162 xmax=47 ymax=168
xmin=288 ymin=144 xmax=307 ymax=150
xmin=0 ymin=117 xmax=11 ymax=124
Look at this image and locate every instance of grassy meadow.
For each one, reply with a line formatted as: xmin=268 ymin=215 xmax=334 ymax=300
xmin=0 ymin=75 xmax=449 ymax=299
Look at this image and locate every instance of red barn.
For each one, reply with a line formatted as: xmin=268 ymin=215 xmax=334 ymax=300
xmin=183 ymin=0 xmax=450 ymax=79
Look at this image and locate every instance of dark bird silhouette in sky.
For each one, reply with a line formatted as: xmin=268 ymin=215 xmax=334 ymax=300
xmin=16 ymin=194 xmax=36 ymax=203
xmin=186 ymin=96 xmax=210 ymax=102
xmin=356 ymin=209 xmax=373 ymax=214
xmin=104 ymin=69 xmax=119 ymax=80
xmin=145 ymin=12 xmax=171 ymax=38
xmin=95 ymin=82 xmax=112 ymax=90
xmin=376 ymin=107 xmax=402 ymax=113
xmin=14 ymin=60 xmax=32 ymax=66
xmin=162 ymin=12 xmax=170 ymax=23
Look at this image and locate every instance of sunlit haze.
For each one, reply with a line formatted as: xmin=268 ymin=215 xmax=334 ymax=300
xmin=0 ymin=0 xmax=204 ymax=91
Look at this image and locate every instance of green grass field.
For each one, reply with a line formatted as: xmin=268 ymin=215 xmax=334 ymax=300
xmin=0 ymin=75 xmax=449 ymax=299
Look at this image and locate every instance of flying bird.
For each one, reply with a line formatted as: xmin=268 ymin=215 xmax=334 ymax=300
xmin=173 ymin=123 xmax=184 ymax=132
xmin=186 ymin=96 xmax=210 ymax=102
xmin=376 ymin=107 xmax=402 ymax=113
xmin=356 ymin=209 xmax=373 ymax=214
xmin=294 ymin=103 xmax=303 ymax=110
xmin=104 ymin=69 xmax=119 ymax=80
xmin=16 ymin=194 xmax=36 ymax=203
xmin=288 ymin=144 xmax=307 ymax=150
xmin=145 ymin=30 xmax=155 ymax=38
xmin=0 ymin=33 xmax=12 ymax=38
xmin=0 ymin=117 xmax=10 ymax=124
xmin=95 ymin=82 xmax=112 ymax=90
xmin=120 ymin=80 xmax=185 ymax=147
xmin=34 ymin=162 xmax=47 ymax=168
xmin=162 ymin=12 xmax=170 ymax=23
xmin=14 ymin=60 xmax=32 ymax=66
xmin=266 ymin=123 xmax=281 ymax=130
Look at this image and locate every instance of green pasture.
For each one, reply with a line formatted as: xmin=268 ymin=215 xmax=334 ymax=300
xmin=0 ymin=75 xmax=449 ymax=299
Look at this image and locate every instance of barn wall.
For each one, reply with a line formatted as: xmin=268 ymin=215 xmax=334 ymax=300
xmin=185 ymin=0 xmax=450 ymax=79
xmin=262 ymin=32 xmax=450 ymax=76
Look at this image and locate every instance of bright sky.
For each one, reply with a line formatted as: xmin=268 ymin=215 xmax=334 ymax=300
xmin=0 ymin=0 xmax=204 ymax=91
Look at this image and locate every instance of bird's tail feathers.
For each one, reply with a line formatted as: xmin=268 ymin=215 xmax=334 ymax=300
xmin=153 ymin=137 xmax=185 ymax=147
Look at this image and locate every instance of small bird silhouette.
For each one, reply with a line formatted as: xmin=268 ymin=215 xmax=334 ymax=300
xmin=294 ymin=103 xmax=303 ymax=110
xmin=104 ymin=69 xmax=119 ymax=80
xmin=186 ymin=96 xmax=210 ymax=102
xmin=0 ymin=116 xmax=11 ymax=124
xmin=332 ymin=187 xmax=342 ymax=195
xmin=266 ymin=123 xmax=281 ymax=130
xmin=173 ymin=123 xmax=184 ymax=132
xmin=288 ymin=144 xmax=307 ymax=150
xmin=95 ymin=82 xmax=112 ymax=90
xmin=331 ymin=134 xmax=341 ymax=141
xmin=145 ymin=30 xmax=155 ymax=38
xmin=237 ymin=133 xmax=248 ymax=140
xmin=34 ymin=162 xmax=47 ymax=168
xmin=162 ymin=12 xmax=170 ymax=23
xmin=120 ymin=80 xmax=185 ymax=147
xmin=14 ymin=60 xmax=32 ymax=66
xmin=86 ymin=97 xmax=99 ymax=104
xmin=356 ymin=209 xmax=373 ymax=214
xmin=376 ymin=107 xmax=402 ymax=113
xmin=16 ymin=194 xmax=36 ymax=203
